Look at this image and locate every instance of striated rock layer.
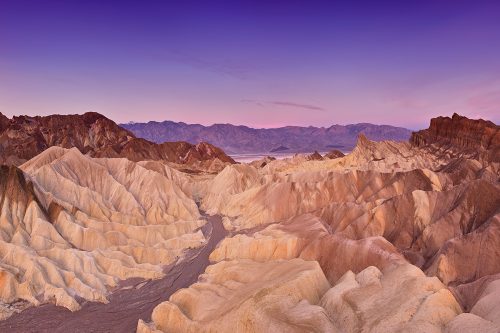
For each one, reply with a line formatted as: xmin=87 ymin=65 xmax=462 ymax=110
xmin=411 ymin=113 xmax=499 ymax=150
xmin=447 ymin=274 xmax=500 ymax=333
xmin=411 ymin=113 xmax=500 ymax=162
xmin=0 ymin=147 xmax=206 ymax=320
xmin=0 ymin=113 xmax=498 ymax=332
xmin=139 ymin=260 xmax=462 ymax=333
xmin=143 ymin=114 xmax=499 ymax=333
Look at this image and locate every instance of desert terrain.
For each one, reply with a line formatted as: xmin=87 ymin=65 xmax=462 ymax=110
xmin=0 ymin=112 xmax=498 ymax=332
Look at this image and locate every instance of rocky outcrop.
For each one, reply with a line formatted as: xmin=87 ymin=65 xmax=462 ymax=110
xmin=320 ymin=264 xmax=461 ymax=333
xmin=411 ymin=113 xmax=499 ymax=161
xmin=139 ymin=261 xmax=462 ymax=333
xmin=447 ymin=274 xmax=500 ymax=333
xmin=306 ymin=151 xmax=324 ymax=161
xmin=323 ymin=149 xmax=345 ymax=159
xmin=0 ymin=147 xmax=206 ymax=319
xmin=0 ymin=112 xmax=235 ymax=166
xmin=199 ymin=162 xmax=440 ymax=229
xmin=138 ymin=259 xmax=333 ymax=333
xmin=248 ymin=156 xmax=276 ymax=168
xmin=411 ymin=113 xmax=499 ymax=149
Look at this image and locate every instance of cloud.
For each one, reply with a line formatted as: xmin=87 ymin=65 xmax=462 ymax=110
xmin=241 ymin=99 xmax=326 ymax=111
xmin=270 ymin=101 xmax=325 ymax=111
xmin=162 ymin=50 xmax=250 ymax=80
xmin=241 ymin=99 xmax=265 ymax=107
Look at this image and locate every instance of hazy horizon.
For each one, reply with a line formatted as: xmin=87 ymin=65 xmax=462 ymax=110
xmin=1 ymin=107 xmax=495 ymax=132
xmin=2 ymin=1 xmax=500 ymax=129
xmin=123 ymin=116 xmax=426 ymax=130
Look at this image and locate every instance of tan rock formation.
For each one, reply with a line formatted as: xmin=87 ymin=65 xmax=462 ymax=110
xmin=139 ymin=261 xmax=462 ymax=333
xmin=0 ymin=114 xmax=498 ymax=332
xmin=159 ymin=114 xmax=497 ymax=332
xmin=320 ymin=264 xmax=461 ymax=333
xmin=0 ymin=147 xmax=206 ymax=319
xmin=138 ymin=259 xmax=335 ymax=333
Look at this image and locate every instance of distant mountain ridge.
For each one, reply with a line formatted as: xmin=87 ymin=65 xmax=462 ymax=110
xmin=121 ymin=121 xmax=412 ymax=154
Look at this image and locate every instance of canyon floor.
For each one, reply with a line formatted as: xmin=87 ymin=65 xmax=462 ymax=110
xmin=0 ymin=214 xmax=226 ymax=333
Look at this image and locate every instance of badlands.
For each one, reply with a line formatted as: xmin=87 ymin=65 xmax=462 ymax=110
xmin=0 ymin=113 xmax=498 ymax=333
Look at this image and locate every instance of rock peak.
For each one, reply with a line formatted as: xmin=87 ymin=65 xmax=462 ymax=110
xmin=357 ymin=133 xmax=371 ymax=146
xmin=410 ymin=113 xmax=499 ymax=152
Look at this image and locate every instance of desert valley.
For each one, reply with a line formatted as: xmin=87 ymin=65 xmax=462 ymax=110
xmin=2 ymin=2 xmax=500 ymax=331
xmin=0 ymin=112 xmax=497 ymax=332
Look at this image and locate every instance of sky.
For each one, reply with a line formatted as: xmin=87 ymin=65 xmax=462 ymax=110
xmin=1 ymin=1 xmax=500 ymax=129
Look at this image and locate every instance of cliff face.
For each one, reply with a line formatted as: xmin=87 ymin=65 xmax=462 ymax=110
xmin=0 ymin=112 xmax=234 ymax=165
xmin=411 ymin=113 xmax=499 ymax=150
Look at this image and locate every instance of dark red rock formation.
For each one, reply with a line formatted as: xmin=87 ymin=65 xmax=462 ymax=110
xmin=323 ymin=149 xmax=345 ymax=159
xmin=306 ymin=151 xmax=324 ymax=161
xmin=0 ymin=113 xmax=10 ymax=132
xmin=249 ymin=156 xmax=276 ymax=168
xmin=411 ymin=113 xmax=500 ymax=162
xmin=411 ymin=113 xmax=499 ymax=150
xmin=0 ymin=112 xmax=235 ymax=165
xmin=0 ymin=164 xmax=40 ymax=210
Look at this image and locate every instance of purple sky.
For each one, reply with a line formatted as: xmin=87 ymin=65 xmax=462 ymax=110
xmin=1 ymin=1 xmax=500 ymax=129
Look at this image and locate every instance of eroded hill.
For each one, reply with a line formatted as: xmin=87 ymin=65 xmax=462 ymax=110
xmin=0 ymin=112 xmax=235 ymax=167
xmin=0 ymin=113 xmax=498 ymax=333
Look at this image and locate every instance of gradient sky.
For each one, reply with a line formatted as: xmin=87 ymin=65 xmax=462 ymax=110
xmin=1 ymin=1 xmax=500 ymax=129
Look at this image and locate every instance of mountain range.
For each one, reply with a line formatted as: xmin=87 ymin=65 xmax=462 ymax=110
xmin=121 ymin=120 xmax=412 ymax=154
